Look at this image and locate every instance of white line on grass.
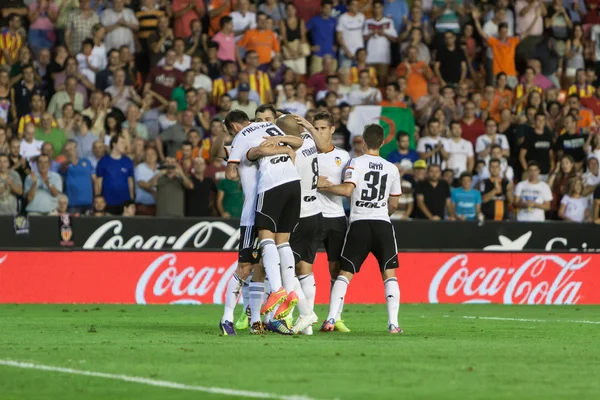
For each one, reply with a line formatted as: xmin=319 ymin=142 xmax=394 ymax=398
xmin=444 ymin=315 xmax=600 ymax=325
xmin=0 ymin=359 xmax=324 ymax=400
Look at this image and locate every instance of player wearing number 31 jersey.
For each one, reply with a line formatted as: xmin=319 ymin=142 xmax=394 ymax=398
xmin=318 ymin=124 xmax=403 ymax=334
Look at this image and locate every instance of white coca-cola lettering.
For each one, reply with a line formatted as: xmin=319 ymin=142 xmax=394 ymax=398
xmin=83 ymin=220 xmax=240 ymax=250
xmin=428 ymin=254 xmax=589 ymax=305
xmin=135 ymin=253 xmax=237 ymax=304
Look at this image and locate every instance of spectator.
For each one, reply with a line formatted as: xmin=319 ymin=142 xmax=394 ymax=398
xmin=8 ymin=137 xmax=31 ymax=185
xmin=24 ymin=154 xmax=62 ymax=215
xmin=65 ymin=0 xmax=100 ymax=56
xmin=20 ymin=123 xmax=43 ymax=160
xmin=238 ymin=12 xmax=280 ymax=66
xmin=122 ymin=104 xmax=149 ymax=140
xmin=188 ymin=157 xmax=217 ymax=216
xmin=17 ymin=92 xmax=52 ymax=136
xmin=145 ymin=49 xmax=184 ymax=107
xmin=450 ymin=173 xmax=482 ymax=221
xmin=446 ymin=120 xmax=474 ymax=176
xmin=96 ymin=135 xmax=134 ymax=214
xmin=212 ymin=16 xmax=235 ymax=63
xmin=101 ymin=0 xmax=138 ymax=54
xmin=61 ymin=139 xmax=95 ymax=214
xmin=459 ymin=100 xmax=485 ymax=147
xmin=258 ymin=0 xmax=286 ymax=25
xmin=565 ymin=25 xmax=585 ymax=83
xmin=53 ymin=56 xmax=94 ymax=104
xmin=105 ymin=69 xmax=141 ymax=114
xmin=31 ymin=142 xmax=60 ymax=173
xmin=431 ymin=0 xmax=462 ymax=36
xmin=415 ymin=164 xmax=452 ymax=220
xmin=122 ymin=200 xmax=136 ymax=217
xmin=519 ymin=113 xmax=554 ymax=180
xmin=481 ymin=144 xmax=514 ymax=182
xmin=90 ymin=195 xmax=110 ymax=216
xmin=336 ymin=0 xmax=365 ymax=68
xmin=475 ymin=118 xmax=510 ymax=160
xmin=514 ymin=161 xmax=553 ymax=222
xmin=434 ymin=31 xmax=466 ymax=87
xmin=173 ymin=0 xmax=204 ymax=39
xmin=0 ymin=153 xmax=23 ymax=215
xmin=567 ymin=68 xmax=594 ymax=99
xmin=363 ymin=0 xmax=397 ymax=85
xmin=28 ymin=0 xmax=59 ymax=55
xmin=279 ymin=3 xmax=308 ymax=75
xmin=96 ymin=50 xmax=126 ymax=91
xmin=0 ymin=14 xmax=23 ymax=66
xmin=171 ymin=70 xmax=197 ymax=111
xmin=150 ymin=157 xmax=193 ymax=217
xmin=397 ymin=46 xmax=432 ymax=104
xmin=156 ymin=109 xmax=196 ymax=159
xmin=379 ymin=82 xmax=406 ymax=107
xmin=479 ymin=158 xmax=513 ymax=221
xmin=158 ymin=38 xmax=192 ymax=71
xmin=442 ymin=168 xmax=455 ymax=187
xmin=77 ymin=32 xmax=107 ymax=86
xmin=35 ymin=112 xmax=66 ymax=158
xmin=48 ymin=77 xmax=84 ymax=118
xmin=556 ymin=114 xmax=587 ymax=169
xmin=347 ymin=69 xmax=382 ymax=106
xmin=10 ymin=63 xmax=40 ymax=121
xmin=0 ymin=126 xmax=8 ymax=154
xmin=191 ymin=56 xmax=212 ymax=92
xmin=231 ymin=0 xmax=256 ymax=42
xmin=417 ymin=118 xmax=448 ymax=167
xmin=306 ymin=1 xmax=337 ymax=74
xmin=583 ymin=156 xmax=600 ymax=197
xmin=391 ymin=174 xmax=414 ymax=220
xmin=278 ymin=83 xmax=306 ymax=117
xmin=147 ymin=15 xmax=174 ymax=67
xmin=243 ymin=50 xmax=273 ymax=104
xmin=231 ymin=83 xmax=258 ymax=117
xmin=386 ymin=131 xmax=419 ymax=176
xmin=384 ymin=0 xmax=409 ymax=35
xmin=134 ymin=146 xmax=159 ymax=216
xmin=73 ymin=116 xmax=98 ymax=161
xmin=559 ymin=177 xmax=588 ymax=223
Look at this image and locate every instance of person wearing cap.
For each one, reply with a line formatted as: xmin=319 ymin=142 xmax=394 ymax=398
xmin=450 ymin=172 xmax=482 ymax=221
xmin=231 ymin=83 xmax=258 ymax=117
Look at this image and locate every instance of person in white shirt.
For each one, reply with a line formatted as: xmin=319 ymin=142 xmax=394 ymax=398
xmin=475 ymin=118 xmax=510 ymax=160
xmin=346 ymin=69 xmax=382 ymax=105
xmin=158 ymin=38 xmax=192 ymax=72
xmin=230 ymin=0 xmax=257 ymax=42
xmin=191 ymin=56 xmax=212 ymax=92
xmin=363 ymin=0 xmax=397 ymax=85
xmin=446 ymin=120 xmax=474 ymax=176
xmin=417 ymin=118 xmax=448 ymax=167
xmin=583 ymin=156 xmax=600 ymax=195
xmin=19 ymin=123 xmax=44 ymax=161
xmin=514 ymin=161 xmax=553 ymax=222
xmin=278 ymin=83 xmax=308 ymax=117
xmin=559 ymin=177 xmax=589 ymax=223
xmin=101 ymin=0 xmax=139 ymax=54
xmin=482 ymin=144 xmax=515 ymax=182
xmin=336 ymin=0 xmax=365 ymax=68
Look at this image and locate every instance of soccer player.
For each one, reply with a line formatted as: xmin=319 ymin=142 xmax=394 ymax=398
xmin=318 ymin=124 xmax=403 ymax=334
xmin=225 ymin=110 xmax=304 ymax=327
xmin=295 ymin=112 xmax=352 ymax=333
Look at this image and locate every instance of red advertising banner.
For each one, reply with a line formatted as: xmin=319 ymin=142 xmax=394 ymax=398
xmin=0 ymin=252 xmax=598 ymax=304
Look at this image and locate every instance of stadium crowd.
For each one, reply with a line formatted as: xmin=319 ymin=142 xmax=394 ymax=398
xmin=1 ymin=0 xmax=600 ymax=223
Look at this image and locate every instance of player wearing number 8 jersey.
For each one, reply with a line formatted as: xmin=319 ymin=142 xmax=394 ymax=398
xmin=318 ymin=124 xmax=403 ymax=334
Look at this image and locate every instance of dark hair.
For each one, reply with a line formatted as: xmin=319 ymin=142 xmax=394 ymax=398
xmin=21 ymin=63 xmax=34 ymax=72
xmin=396 ymin=131 xmax=408 ymax=141
xmin=326 ymin=74 xmax=339 ymax=84
xmin=313 ymin=111 xmax=335 ymax=126
xmin=110 ymin=134 xmax=122 ymax=150
xmin=459 ymin=172 xmax=472 ymax=180
xmin=485 ymin=118 xmax=497 ymax=126
xmin=81 ymin=115 xmax=92 ymax=130
xmin=449 ymin=120 xmax=461 ymax=129
xmin=277 ymin=109 xmax=292 ymax=115
xmin=527 ymin=160 xmax=540 ymax=169
xmin=207 ymin=40 xmax=219 ymax=50
xmin=255 ymin=104 xmax=277 ymax=119
xmin=362 ymin=124 xmax=384 ymax=150
xmin=428 ymin=118 xmax=440 ymax=127
xmin=184 ymin=88 xmax=197 ymax=96
xmin=122 ymin=200 xmax=135 ymax=209
xmin=358 ymin=69 xmax=370 ymax=76
xmin=495 ymin=72 xmax=506 ymax=81
xmin=321 ymin=0 xmax=333 ymax=6
xmin=105 ymin=113 xmax=123 ymax=134
xmin=181 ymin=140 xmax=193 ymax=148
xmin=224 ymin=110 xmax=250 ymax=131
xmin=82 ymin=38 xmax=94 ymax=48
xmin=220 ymin=16 xmax=232 ymax=28
xmin=498 ymin=22 xmax=508 ymax=30
xmin=387 ymin=82 xmax=399 ymax=91
xmin=535 ymin=112 xmax=546 ymax=119
xmin=489 ymin=157 xmax=501 ymax=166
xmin=490 ymin=144 xmax=502 ymax=152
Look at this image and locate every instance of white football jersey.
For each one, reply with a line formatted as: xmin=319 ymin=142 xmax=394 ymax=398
xmin=316 ymin=147 xmax=351 ymax=218
xmin=296 ymin=134 xmax=320 ymax=218
xmin=417 ymin=136 xmax=447 ymax=167
xmin=229 ymin=122 xmax=300 ymax=194
xmin=445 ymin=138 xmax=474 ymax=176
xmin=344 ymin=154 xmax=401 ymax=223
xmin=223 ymin=144 xmax=258 ymax=227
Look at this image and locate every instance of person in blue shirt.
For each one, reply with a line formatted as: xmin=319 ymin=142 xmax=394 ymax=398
xmin=385 ymin=131 xmax=419 ymax=176
xmin=96 ymin=135 xmax=134 ymax=215
xmin=306 ymin=1 xmax=337 ymax=74
xmin=451 ymin=172 xmax=482 ymax=221
xmin=61 ymin=139 xmax=96 ymax=214
xmin=383 ymin=0 xmax=409 ymax=36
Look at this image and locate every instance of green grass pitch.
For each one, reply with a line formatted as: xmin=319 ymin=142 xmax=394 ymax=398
xmin=1 ymin=304 xmax=599 ymax=400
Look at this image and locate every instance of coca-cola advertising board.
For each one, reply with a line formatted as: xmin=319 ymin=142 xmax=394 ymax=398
xmin=1 ymin=252 xmax=598 ymax=304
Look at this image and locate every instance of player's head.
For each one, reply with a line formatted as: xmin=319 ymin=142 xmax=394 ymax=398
xmin=224 ymin=109 xmax=250 ymax=135
xmin=255 ymin=104 xmax=277 ymax=123
xmin=313 ymin=111 xmax=335 ymax=138
xmin=275 ymin=114 xmax=301 ymax=137
xmin=362 ymin=124 xmax=384 ymax=152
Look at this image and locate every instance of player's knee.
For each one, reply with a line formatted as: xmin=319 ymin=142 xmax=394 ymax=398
xmin=382 ymin=269 xmax=396 ymax=280
xmin=236 ymin=262 xmax=252 ymax=279
xmin=296 ymin=261 xmax=313 ymax=275
xmin=339 ymin=270 xmax=353 ymax=281
xmin=328 ymin=261 xmax=340 ymax=277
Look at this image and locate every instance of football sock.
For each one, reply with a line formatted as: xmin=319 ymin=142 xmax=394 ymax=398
xmin=222 ymin=273 xmax=243 ymax=323
xmin=331 ymin=278 xmax=344 ymax=320
xmin=260 ymin=239 xmax=282 ymax=292
xmin=298 ymin=273 xmax=316 ymax=311
xmin=277 ymin=242 xmax=296 ymax=292
xmin=327 ymin=276 xmax=349 ymax=322
xmin=249 ymin=282 xmax=264 ymax=324
xmin=292 ymin=276 xmax=310 ymax=316
xmin=241 ymin=280 xmax=250 ymax=309
xmin=384 ymin=277 xmax=400 ymax=327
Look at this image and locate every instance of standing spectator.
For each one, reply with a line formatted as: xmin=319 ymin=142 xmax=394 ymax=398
xmin=278 ymin=83 xmax=307 ymax=117
xmin=212 ymin=60 xmax=237 ymax=105
xmin=559 ymin=177 xmax=588 ymax=223
xmin=475 ymin=118 xmax=510 ymax=160
xmin=231 ymin=83 xmax=258 ymax=117
xmin=434 ymin=31 xmax=466 ymax=86
xmin=35 ymin=113 xmax=66 ymax=158
xmin=191 ymin=56 xmax=212 ymax=92
xmin=258 ymin=0 xmax=286 ymax=25
xmin=514 ymin=0 xmax=545 ymax=64
xmin=583 ymin=156 xmax=600 ymax=197
xmin=479 ymin=158 xmax=513 ymax=221
xmin=216 ymin=174 xmax=241 ymax=218
xmin=96 ymin=50 xmax=126 ymax=91
xmin=0 ymin=153 xmax=23 ymax=216
xmin=53 ymin=56 xmax=94 ymax=105
xmin=386 ymin=131 xmax=419 ymax=176
xmin=123 ymin=105 xmax=149 ymax=140
xmin=459 ymin=100 xmax=485 ymax=146
xmin=65 ymin=0 xmax=100 ymax=56
xmin=567 ymin=69 xmax=594 ymax=99
xmin=47 ymin=77 xmax=84 ymax=118
xmin=73 ymin=116 xmax=98 ymax=161
xmin=20 ymin=123 xmax=44 ymax=161
xmin=61 ymin=139 xmax=95 ymax=214
xmin=212 ymin=16 xmax=236 ymax=62
xmin=31 ymin=142 xmax=60 ymax=173
xmin=145 ymin=49 xmax=184 ymax=107
xmin=415 ymin=163 xmax=452 ymax=220
xmin=519 ymin=112 xmax=554 ymax=180
xmin=147 ymin=15 xmax=173 ymax=67
xmin=417 ymin=118 xmax=448 ymax=167
xmin=556 ymin=114 xmax=587 ymax=169
xmin=445 ymin=120 xmax=474 ymax=176
xmin=134 ymin=146 xmax=159 ymax=216
xmin=156 ymin=109 xmax=196 ymax=158
xmin=24 ymin=154 xmax=62 ymax=215
xmin=450 ymin=173 xmax=482 ymax=221
xmin=105 ymin=69 xmax=141 ymax=114
xmin=171 ymin=70 xmax=196 ymax=111
xmin=336 ymin=0 xmax=365 ymax=68
xmin=88 ymin=140 xmax=105 ymax=170
xmin=397 ymin=46 xmax=432 ymax=103
xmin=158 ymin=38 xmax=192 ymax=71
xmin=384 ymin=0 xmax=409 ymax=35
xmin=306 ymin=0 xmax=337 ymax=74
xmin=0 ymin=14 xmax=23 ymax=66
xmin=81 ymin=90 xmax=107 ymax=136
xmin=187 ymin=157 xmax=217 ymax=216
xmin=150 ymin=157 xmax=193 ymax=217
xmin=95 ymin=135 xmax=134 ymax=214
xmin=548 ymin=154 xmax=577 ymax=214
xmin=17 ymin=92 xmax=49 ymax=136
xmin=279 ymin=2 xmax=309 ymax=75
xmin=363 ymin=0 xmax=397 ymax=85
xmin=101 ymin=0 xmax=139 ymax=54
xmin=347 ymin=70 xmax=382 ymax=105
xmin=231 ymin=0 xmax=256 ymax=42
xmin=238 ymin=12 xmax=280 ymax=66
xmin=10 ymin=63 xmax=40 ymax=121
xmin=173 ymin=0 xmax=205 ymax=39
xmin=431 ymin=0 xmax=463 ymax=36
xmin=514 ymin=160 xmax=552 ymax=222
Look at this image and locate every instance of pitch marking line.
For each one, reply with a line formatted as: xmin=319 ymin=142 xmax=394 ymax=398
xmin=444 ymin=315 xmax=600 ymax=325
xmin=0 ymin=359 xmax=326 ymax=400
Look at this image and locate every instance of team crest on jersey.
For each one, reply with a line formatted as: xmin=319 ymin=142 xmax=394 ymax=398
xmin=335 ymin=157 xmax=342 ymax=166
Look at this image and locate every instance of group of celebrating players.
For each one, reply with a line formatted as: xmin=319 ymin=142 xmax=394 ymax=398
xmin=214 ymin=104 xmax=402 ymax=335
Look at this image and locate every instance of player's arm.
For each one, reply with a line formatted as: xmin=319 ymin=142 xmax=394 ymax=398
xmin=247 ymin=144 xmax=296 ymax=162
xmin=294 ymin=115 xmax=328 ymax=152
xmin=388 ymin=195 xmax=400 ymax=216
xmin=388 ymin=169 xmax=402 ymax=216
xmin=210 ymin=129 xmax=233 ymax=160
xmin=317 ymin=178 xmax=354 ymax=197
xmin=225 ymin=163 xmax=239 ymax=180
xmin=262 ymin=135 xmax=304 ymax=150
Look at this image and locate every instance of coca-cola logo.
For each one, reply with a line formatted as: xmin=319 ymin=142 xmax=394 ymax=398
xmin=82 ymin=220 xmax=240 ymax=250
xmin=428 ymin=254 xmax=590 ymax=305
xmin=135 ymin=253 xmax=237 ymax=304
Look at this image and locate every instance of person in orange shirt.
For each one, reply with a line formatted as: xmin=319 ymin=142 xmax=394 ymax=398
xmin=396 ymin=45 xmax=431 ymax=103
xmin=379 ymin=82 xmax=406 ymax=108
xmin=237 ymin=12 xmax=280 ymax=66
xmin=208 ymin=0 xmax=234 ymax=36
xmin=566 ymin=95 xmax=594 ymax=132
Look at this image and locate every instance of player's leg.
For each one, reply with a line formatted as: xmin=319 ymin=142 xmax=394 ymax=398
xmin=249 ymin=262 xmax=267 ymax=334
xmin=325 ymin=216 xmax=351 ymax=332
xmin=235 ymin=271 xmax=252 ymax=331
xmin=220 ymin=260 xmax=252 ymax=336
xmin=371 ymin=221 xmax=401 ymax=334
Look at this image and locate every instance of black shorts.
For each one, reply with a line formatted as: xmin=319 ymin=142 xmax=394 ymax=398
xmin=255 ymin=180 xmax=301 ymax=233
xmin=290 ymin=213 xmax=323 ymax=265
xmin=321 ymin=216 xmax=348 ymax=262
xmin=340 ymin=220 xmax=399 ymax=274
xmin=239 ymin=225 xmax=259 ymax=264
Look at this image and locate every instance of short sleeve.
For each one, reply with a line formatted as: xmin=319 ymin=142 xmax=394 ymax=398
xmin=217 ymin=179 xmax=226 ymax=192
xmin=51 ymin=173 xmax=63 ymax=192
xmin=500 ymin=135 xmax=510 ymax=150
xmin=390 ymin=167 xmax=401 ymax=196
xmin=466 ymin=141 xmax=474 ymax=157
xmin=475 ymin=191 xmax=482 ymax=204
xmin=336 ymin=15 xmax=345 ymax=32
xmin=543 ymin=184 xmax=553 ymax=202
xmin=444 ymin=182 xmax=451 ymax=198
xmin=416 ymin=138 xmax=426 ymax=153
xmin=127 ymin=159 xmax=135 ymax=178
xmin=514 ymin=182 xmax=523 ymax=198
xmin=343 ymin=158 xmax=358 ymax=186
xmin=24 ymin=175 xmax=32 ymax=193
xmin=228 ymin=135 xmax=249 ymax=163
xmin=560 ymin=195 xmax=570 ymax=206
xmin=594 ymin=185 xmax=600 ymax=200
xmin=475 ymin=136 xmax=486 ymax=154
xmin=96 ymin=158 xmax=106 ymax=177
